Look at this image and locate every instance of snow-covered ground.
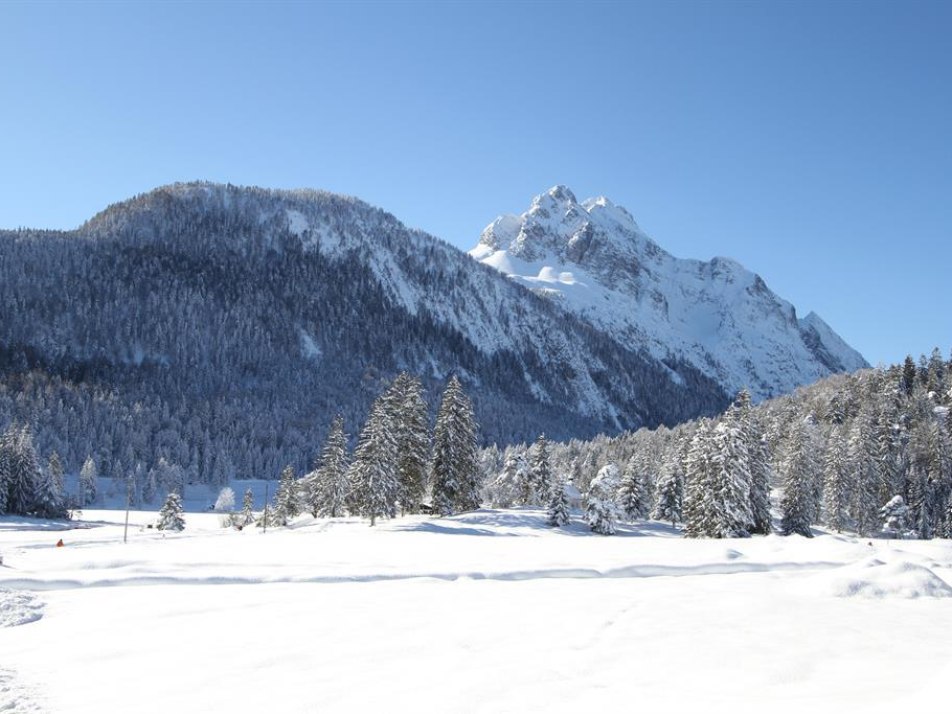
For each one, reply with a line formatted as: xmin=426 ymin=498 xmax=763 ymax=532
xmin=2 ymin=508 xmax=951 ymax=713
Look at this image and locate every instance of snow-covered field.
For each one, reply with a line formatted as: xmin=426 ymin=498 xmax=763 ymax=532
xmin=2 ymin=508 xmax=952 ymax=713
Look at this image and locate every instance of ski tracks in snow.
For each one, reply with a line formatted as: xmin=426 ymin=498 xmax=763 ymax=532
xmin=0 ymin=590 xmax=46 ymax=712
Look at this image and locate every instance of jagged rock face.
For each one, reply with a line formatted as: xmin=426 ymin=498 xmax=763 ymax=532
xmin=471 ymin=186 xmax=867 ymax=400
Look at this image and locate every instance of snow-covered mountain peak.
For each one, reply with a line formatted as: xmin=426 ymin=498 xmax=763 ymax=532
xmin=476 ymin=186 xmax=659 ymax=278
xmin=471 ymin=188 xmax=868 ymax=400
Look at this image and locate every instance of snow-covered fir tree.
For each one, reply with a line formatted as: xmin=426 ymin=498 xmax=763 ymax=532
xmin=382 ymin=373 xmax=431 ymax=515
xmin=529 ymin=434 xmax=554 ymax=508
xmin=430 ymin=376 xmax=480 ymax=516
xmin=3 ymin=426 xmax=42 ymax=516
xmin=847 ymin=414 xmax=882 ymax=536
xmin=33 ymin=458 xmax=67 ymax=519
xmin=0 ymin=428 xmax=11 ymax=515
xmin=735 ymin=390 xmax=772 ymax=535
xmin=547 ymin=477 xmax=571 ymax=527
xmin=76 ymin=455 xmax=95 ymax=506
xmin=304 ymin=415 xmax=350 ymax=518
xmin=47 ymin=451 xmax=64 ymax=495
xmin=272 ymin=465 xmax=300 ymax=526
xmin=684 ymin=416 xmax=753 ymax=538
xmin=778 ymin=418 xmax=818 ymax=538
xmin=652 ymin=457 xmax=684 ymax=526
xmin=157 ymin=491 xmax=185 ymax=531
xmin=239 ymin=487 xmax=255 ymax=527
xmin=617 ymin=453 xmax=650 ymax=522
xmin=822 ymin=425 xmax=851 ymax=532
xmin=348 ymin=398 xmax=398 ymax=526
xmin=683 ymin=420 xmax=716 ymax=537
xmin=586 ymin=464 xmax=619 ymax=535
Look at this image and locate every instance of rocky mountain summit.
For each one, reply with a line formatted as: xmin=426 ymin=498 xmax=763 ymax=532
xmin=470 ymin=186 xmax=867 ymax=400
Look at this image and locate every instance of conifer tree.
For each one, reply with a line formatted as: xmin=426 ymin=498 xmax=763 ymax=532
xmin=847 ymin=415 xmax=881 ymax=536
xmin=585 ymin=464 xmax=619 ymax=535
xmin=430 ymin=376 xmax=480 ymax=516
xmin=683 ymin=421 xmax=716 ymax=537
xmin=902 ymin=355 xmax=918 ymax=395
xmin=383 ymin=373 xmax=431 ymax=515
xmin=822 ymin=425 xmax=851 ymax=532
xmin=6 ymin=426 xmax=41 ymax=516
xmin=305 ymin=415 xmax=350 ymax=518
xmin=547 ymin=477 xmax=571 ymax=527
xmin=0 ymin=427 xmax=11 ymax=515
xmin=735 ymin=390 xmax=772 ymax=535
xmin=157 ymin=491 xmax=185 ymax=531
xmin=684 ymin=416 xmax=753 ymax=538
xmin=779 ymin=419 xmax=817 ymax=537
xmin=239 ymin=487 xmax=255 ymax=527
xmin=652 ymin=458 xmax=684 ymax=527
xmin=272 ymin=465 xmax=300 ymax=526
xmin=529 ymin=434 xmax=554 ymax=508
xmin=33 ymin=458 xmax=67 ymax=519
xmin=47 ymin=452 xmax=64 ymax=495
xmin=348 ymin=398 xmax=398 ymax=526
xmin=79 ymin=456 xmax=97 ymax=506
xmin=617 ymin=453 xmax=650 ymax=521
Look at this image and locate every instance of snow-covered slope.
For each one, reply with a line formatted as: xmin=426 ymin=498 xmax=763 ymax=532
xmin=470 ymin=186 xmax=867 ymax=399
xmin=1 ymin=183 xmax=730 ymax=461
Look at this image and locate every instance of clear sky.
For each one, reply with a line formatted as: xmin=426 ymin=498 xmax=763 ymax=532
xmin=1 ymin=0 xmax=950 ymax=368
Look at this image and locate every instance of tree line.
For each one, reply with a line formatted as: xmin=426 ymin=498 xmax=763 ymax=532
xmin=1 ymin=373 xmax=482 ymax=531
xmin=482 ymin=348 xmax=952 ymax=539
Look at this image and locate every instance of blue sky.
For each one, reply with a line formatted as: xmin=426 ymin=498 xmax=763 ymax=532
xmin=1 ymin=0 xmax=950 ymax=368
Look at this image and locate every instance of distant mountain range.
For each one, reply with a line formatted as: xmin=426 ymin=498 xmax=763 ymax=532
xmin=0 ymin=182 xmax=865 ymax=484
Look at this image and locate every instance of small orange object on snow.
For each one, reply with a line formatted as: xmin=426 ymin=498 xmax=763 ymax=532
xmin=55 ymin=539 xmax=64 ymax=547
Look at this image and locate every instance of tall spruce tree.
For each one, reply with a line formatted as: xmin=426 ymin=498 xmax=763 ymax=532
xmin=683 ymin=420 xmax=716 ymax=537
xmin=348 ymin=398 xmax=398 ymax=526
xmin=684 ymin=416 xmax=753 ymax=538
xmin=822 ymin=425 xmax=851 ymax=532
xmin=735 ymin=390 xmax=772 ymax=534
xmin=6 ymin=426 xmax=42 ymax=516
xmin=47 ymin=452 xmax=65 ymax=495
xmin=430 ymin=376 xmax=480 ymax=516
xmin=306 ymin=415 xmax=350 ymax=518
xmin=239 ymin=487 xmax=255 ymax=527
xmin=617 ymin=453 xmax=650 ymax=522
xmin=652 ymin=458 xmax=684 ymax=527
xmin=779 ymin=418 xmax=818 ymax=537
xmin=529 ymin=434 xmax=554 ymax=508
xmin=33 ymin=456 xmax=67 ymax=519
xmin=383 ymin=373 xmax=430 ymax=515
xmin=0 ymin=427 xmax=11 ymax=515
xmin=272 ymin=465 xmax=300 ymax=526
xmin=847 ymin=414 xmax=881 ymax=536
xmin=547 ymin=477 xmax=571 ymax=527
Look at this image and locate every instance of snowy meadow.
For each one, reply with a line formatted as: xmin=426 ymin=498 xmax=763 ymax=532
xmin=3 ymin=506 xmax=952 ymax=714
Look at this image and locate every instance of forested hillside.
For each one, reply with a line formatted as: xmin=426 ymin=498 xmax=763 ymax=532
xmin=0 ymin=183 xmax=727 ymax=486
xmin=485 ymin=350 xmax=952 ymax=539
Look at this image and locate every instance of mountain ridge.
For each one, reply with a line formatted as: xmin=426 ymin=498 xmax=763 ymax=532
xmin=470 ymin=185 xmax=867 ymax=400
xmin=0 ymin=182 xmax=732 ymax=484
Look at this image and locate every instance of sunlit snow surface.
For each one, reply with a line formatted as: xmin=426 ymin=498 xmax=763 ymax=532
xmin=2 ymin=509 xmax=952 ymax=713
